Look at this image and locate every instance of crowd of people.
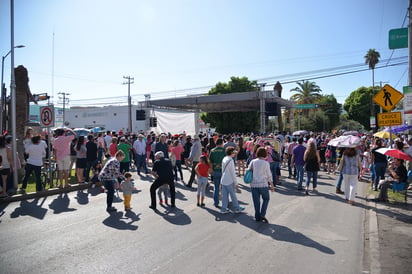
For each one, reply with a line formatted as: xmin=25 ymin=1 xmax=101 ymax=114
xmin=1 ymin=128 xmax=411 ymax=217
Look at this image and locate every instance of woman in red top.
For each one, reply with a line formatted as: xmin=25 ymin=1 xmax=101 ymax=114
xmin=109 ymin=137 xmax=118 ymax=158
xmin=195 ymin=155 xmax=211 ymax=207
xmin=171 ymin=140 xmax=184 ymax=182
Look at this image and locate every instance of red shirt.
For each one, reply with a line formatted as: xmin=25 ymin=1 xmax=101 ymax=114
xmin=196 ymin=162 xmax=210 ymax=177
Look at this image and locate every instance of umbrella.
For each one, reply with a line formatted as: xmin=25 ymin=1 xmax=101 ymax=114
xmin=375 ymin=148 xmax=412 ymax=161
xmin=383 ymin=124 xmax=412 ymax=134
xmin=342 ymin=131 xmax=359 ymax=136
xmin=327 ymin=135 xmax=361 ymax=148
xmin=293 ymin=130 xmax=308 ymax=136
xmin=373 ymin=131 xmax=397 ymax=139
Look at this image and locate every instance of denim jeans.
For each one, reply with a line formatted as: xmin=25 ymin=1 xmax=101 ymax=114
xmin=251 ymin=187 xmax=270 ymax=220
xmin=97 ymin=147 xmax=104 ymax=163
xmin=374 ymin=162 xmax=387 ymax=189
xmin=212 ymin=170 xmax=222 ymax=207
xmin=221 ymin=183 xmax=240 ymax=212
xmin=174 ymin=160 xmax=183 ymax=181
xmin=22 ymin=163 xmax=42 ymax=191
xmin=135 ymin=153 xmax=148 ymax=174
xmin=288 ymin=156 xmax=296 ymax=177
xmin=336 ymin=172 xmax=343 ymax=189
xmin=295 ymin=164 xmax=304 ymax=188
xmin=269 ymin=162 xmax=278 ymax=185
xmin=305 ymin=171 xmax=318 ymax=188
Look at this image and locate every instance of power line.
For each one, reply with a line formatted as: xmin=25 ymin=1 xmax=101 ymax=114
xmin=69 ymin=58 xmax=407 ymax=107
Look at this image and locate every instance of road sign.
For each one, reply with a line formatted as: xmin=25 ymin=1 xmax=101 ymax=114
xmin=40 ymin=105 xmax=55 ymax=127
xmin=373 ymin=84 xmax=403 ymax=112
xmin=377 ymin=112 xmax=402 ymax=127
xmin=295 ymin=104 xmax=318 ymax=109
xmin=389 ymin=28 xmax=408 ymax=49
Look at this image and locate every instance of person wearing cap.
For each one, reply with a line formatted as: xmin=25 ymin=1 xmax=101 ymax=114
xmin=149 ymin=151 xmax=175 ymax=210
xmin=133 ymin=134 xmax=149 ymax=175
xmin=186 ymin=134 xmax=202 ymax=188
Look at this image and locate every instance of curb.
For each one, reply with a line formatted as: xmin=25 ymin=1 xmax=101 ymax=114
xmin=0 ymin=183 xmax=93 ymax=204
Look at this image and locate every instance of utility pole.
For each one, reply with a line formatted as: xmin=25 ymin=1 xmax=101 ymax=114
xmin=122 ymin=76 xmax=134 ymax=133
xmin=58 ymin=92 xmax=69 ymax=126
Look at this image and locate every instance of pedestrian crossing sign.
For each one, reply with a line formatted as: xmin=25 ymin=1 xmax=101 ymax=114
xmin=373 ymin=84 xmax=403 ymax=112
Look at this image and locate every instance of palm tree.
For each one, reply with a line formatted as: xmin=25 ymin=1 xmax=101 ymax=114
xmin=364 ymin=48 xmax=380 ymax=126
xmin=290 ymin=80 xmax=322 ymax=117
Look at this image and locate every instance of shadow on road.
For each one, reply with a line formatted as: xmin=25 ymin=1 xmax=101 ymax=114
xmin=48 ymin=193 xmax=77 ymax=214
xmin=10 ymin=197 xmax=48 ymax=219
xmin=74 ymin=190 xmax=89 ymax=205
xmin=152 ymin=206 xmax=192 ymax=225
xmin=236 ymin=214 xmax=335 ymax=255
xmin=103 ymin=211 xmax=140 ymax=230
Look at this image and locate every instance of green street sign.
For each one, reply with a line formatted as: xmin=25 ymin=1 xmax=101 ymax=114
xmin=295 ymin=104 xmax=318 ymax=109
xmin=389 ymin=28 xmax=408 ymax=49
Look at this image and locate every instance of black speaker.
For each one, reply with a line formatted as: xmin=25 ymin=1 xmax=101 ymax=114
xmin=136 ymin=110 xmax=146 ymax=120
xmin=149 ymin=117 xmax=157 ymax=127
xmin=265 ymin=102 xmax=278 ymax=116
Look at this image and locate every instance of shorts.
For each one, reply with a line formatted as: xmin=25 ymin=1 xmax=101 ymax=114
xmin=76 ymin=158 xmax=87 ymax=169
xmin=0 ymin=168 xmax=10 ymax=176
xmin=57 ymin=155 xmax=71 ymax=171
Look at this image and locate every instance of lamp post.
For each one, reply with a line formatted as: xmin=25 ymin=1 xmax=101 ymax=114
xmin=0 ymin=44 xmax=24 ymax=134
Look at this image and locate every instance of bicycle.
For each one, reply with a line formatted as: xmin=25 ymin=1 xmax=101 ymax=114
xmin=41 ymin=160 xmax=58 ymax=189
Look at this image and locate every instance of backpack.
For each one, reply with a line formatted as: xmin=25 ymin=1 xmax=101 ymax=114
xmin=271 ymin=149 xmax=280 ymax=162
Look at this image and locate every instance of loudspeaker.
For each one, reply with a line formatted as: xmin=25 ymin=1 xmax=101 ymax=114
xmin=136 ymin=110 xmax=146 ymax=120
xmin=265 ymin=102 xmax=278 ymax=116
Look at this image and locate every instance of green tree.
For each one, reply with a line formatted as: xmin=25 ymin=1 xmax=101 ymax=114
xmin=201 ymin=76 xmax=259 ymax=133
xmin=364 ymin=48 xmax=380 ymax=122
xmin=343 ymin=86 xmax=379 ymax=130
xmin=290 ymin=80 xmax=322 ymax=117
xmin=318 ymin=94 xmax=341 ymax=130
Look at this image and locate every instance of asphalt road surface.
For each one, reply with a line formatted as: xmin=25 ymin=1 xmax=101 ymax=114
xmin=0 ymin=167 xmax=368 ymax=274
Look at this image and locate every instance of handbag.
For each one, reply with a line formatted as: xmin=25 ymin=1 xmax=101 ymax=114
xmin=244 ymin=170 xmax=253 ymax=184
xmin=337 ymin=156 xmax=345 ymax=172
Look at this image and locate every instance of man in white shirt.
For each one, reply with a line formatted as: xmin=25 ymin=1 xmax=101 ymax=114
xmin=133 ymin=134 xmax=148 ymax=175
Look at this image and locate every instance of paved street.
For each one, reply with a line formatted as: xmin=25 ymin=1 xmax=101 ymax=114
xmin=0 ymin=166 xmax=393 ymax=273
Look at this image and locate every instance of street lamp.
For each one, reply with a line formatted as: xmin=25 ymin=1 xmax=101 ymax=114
xmin=0 ymin=44 xmax=25 ymax=133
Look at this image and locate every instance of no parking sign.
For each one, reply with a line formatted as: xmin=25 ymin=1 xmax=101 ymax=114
xmin=40 ymin=105 xmax=55 ymax=127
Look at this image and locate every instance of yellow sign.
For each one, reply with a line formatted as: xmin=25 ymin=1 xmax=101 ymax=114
xmin=377 ymin=112 xmax=402 ymax=127
xmin=373 ymin=84 xmax=403 ymax=112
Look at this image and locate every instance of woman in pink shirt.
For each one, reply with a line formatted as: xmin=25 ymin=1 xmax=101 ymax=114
xmin=171 ymin=140 xmax=184 ymax=182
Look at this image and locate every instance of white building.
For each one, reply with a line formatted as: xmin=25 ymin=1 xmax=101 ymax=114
xmin=64 ymin=105 xmax=198 ymax=135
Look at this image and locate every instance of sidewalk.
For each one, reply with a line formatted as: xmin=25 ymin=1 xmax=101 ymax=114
xmin=369 ymin=191 xmax=412 ymax=274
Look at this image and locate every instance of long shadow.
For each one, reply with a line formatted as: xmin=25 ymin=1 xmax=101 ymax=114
xmin=236 ymin=215 xmax=335 ymax=255
xmin=137 ymin=174 xmax=154 ymax=183
xmin=74 ymin=190 xmax=89 ymax=205
xmin=87 ymin=186 xmax=105 ymax=196
xmin=0 ymin=203 xmax=7 ymax=223
xmin=151 ymin=206 xmax=192 ymax=225
xmin=102 ymin=211 xmax=139 ymax=230
xmin=10 ymin=197 xmax=48 ymax=220
xmin=203 ymin=206 xmax=238 ymax=223
xmin=49 ymin=193 xmax=77 ymax=214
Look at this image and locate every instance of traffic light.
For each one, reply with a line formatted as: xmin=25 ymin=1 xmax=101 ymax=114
xmin=136 ymin=110 xmax=146 ymax=120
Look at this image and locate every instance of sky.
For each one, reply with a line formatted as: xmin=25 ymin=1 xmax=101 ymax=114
xmin=0 ymin=0 xmax=409 ymax=108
